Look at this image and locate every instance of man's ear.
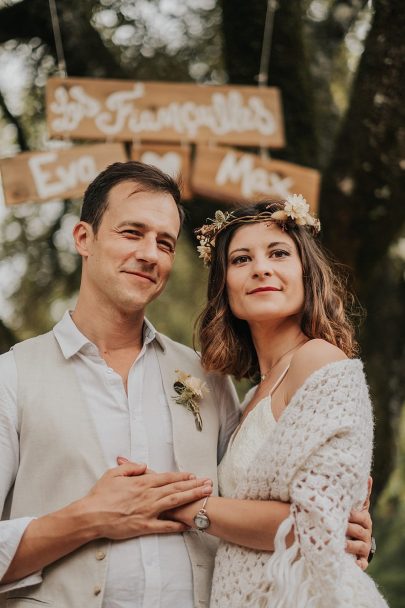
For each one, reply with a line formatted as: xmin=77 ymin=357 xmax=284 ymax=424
xmin=73 ymin=221 xmax=95 ymax=258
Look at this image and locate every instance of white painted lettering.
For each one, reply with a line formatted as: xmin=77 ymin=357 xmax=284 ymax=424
xmin=50 ymin=86 xmax=100 ymax=132
xmin=28 ymin=152 xmax=60 ymax=198
xmin=50 ymin=85 xmax=278 ymax=139
xmin=29 ymin=153 xmax=98 ymax=199
xmin=95 ymin=84 xmax=145 ymax=135
xmin=215 ymin=151 xmax=295 ymax=198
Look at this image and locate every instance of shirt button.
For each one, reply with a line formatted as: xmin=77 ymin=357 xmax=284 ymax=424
xmin=94 ymin=585 xmax=102 ymax=596
xmin=95 ymin=550 xmax=106 ymax=561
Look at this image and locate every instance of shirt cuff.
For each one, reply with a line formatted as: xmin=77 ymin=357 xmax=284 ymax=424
xmin=0 ymin=517 xmax=42 ymax=592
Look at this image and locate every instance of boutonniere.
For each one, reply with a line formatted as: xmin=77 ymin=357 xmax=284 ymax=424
xmin=173 ymin=370 xmax=208 ymax=431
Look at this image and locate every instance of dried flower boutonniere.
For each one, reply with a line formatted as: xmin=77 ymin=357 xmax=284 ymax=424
xmin=173 ymin=370 xmax=208 ymax=431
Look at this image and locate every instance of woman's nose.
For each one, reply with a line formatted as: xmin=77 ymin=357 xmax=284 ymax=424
xmin=252 ymin=256 xmax=273 ymax=277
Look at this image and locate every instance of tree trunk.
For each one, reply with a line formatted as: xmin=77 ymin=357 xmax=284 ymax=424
xmin=320 ymin=0 xmax=405 ymax=500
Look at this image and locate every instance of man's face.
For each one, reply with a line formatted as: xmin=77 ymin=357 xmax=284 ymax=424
xmin=78 ymin=181 xmax=181 ymax=315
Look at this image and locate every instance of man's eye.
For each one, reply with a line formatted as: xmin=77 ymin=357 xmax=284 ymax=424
xmin=158 ymin=241 xmax=174 ymax=252
xmin=122 ymin=230 xmax=141 ymax=237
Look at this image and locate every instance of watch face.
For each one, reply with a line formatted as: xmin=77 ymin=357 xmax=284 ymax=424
xmin=194 ymin=512 xmax=210 ymax=530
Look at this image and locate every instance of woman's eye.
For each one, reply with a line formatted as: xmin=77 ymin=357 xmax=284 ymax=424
xmin=271 ymin=249 xmax=289 ymax=258
xmin=231 ymin=255 xmax=250 ymax=265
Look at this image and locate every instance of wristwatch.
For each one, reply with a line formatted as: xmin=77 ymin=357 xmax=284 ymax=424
xmin=193 ymin=497 xmax=210 ymax=531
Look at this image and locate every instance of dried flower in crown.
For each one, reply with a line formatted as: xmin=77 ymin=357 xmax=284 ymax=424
xmin=270 ymin=194 xmax=321 ymax=233
xmin=194 ymin=194 xmax=321 ymax=266
xmin=195 ymin=210 xmax=236 ymax=266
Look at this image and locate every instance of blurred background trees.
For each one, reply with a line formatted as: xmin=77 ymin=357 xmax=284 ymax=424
xmin=0 ymin=0 xmax=404 ymax=603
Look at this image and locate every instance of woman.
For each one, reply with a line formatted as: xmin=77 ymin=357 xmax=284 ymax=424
xmin=170 ymin=197 xmax=387 ymax=607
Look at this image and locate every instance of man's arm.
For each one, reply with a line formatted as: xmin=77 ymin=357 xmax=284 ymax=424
xmin=2 ymin=461 xmax=212 ymax=584
xmin=0 ymin=352 xmax=38 ymax=587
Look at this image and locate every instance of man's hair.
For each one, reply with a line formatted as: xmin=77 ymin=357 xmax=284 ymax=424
xmin=80 ymin=161 xmax=184 ymax=233
xmin=197 ymin=200 xmax=361 ymax=380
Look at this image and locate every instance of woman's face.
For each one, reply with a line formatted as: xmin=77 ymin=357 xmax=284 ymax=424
xmin=225 ymin=222 xmax=305 ymax=324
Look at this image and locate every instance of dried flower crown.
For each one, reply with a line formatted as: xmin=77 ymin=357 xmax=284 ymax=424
xmin=195 ymin=194 xmax=320 ymax=266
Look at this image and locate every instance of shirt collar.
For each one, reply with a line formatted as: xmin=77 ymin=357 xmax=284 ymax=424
xmin=143 ymin=317 xmax=165 ymax=351
xmin=53 ymin=311 xmax=164 ymax=359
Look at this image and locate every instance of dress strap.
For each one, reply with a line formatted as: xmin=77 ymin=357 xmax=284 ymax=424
xmin=269 ymin=364 xmax=290 ymax=396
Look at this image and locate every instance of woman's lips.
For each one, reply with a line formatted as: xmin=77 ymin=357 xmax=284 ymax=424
xmin=247 ymin=286 xmax=281 ymax=294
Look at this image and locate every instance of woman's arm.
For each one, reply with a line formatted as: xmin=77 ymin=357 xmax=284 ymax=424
xmin=168 ymin=496 xmax=292 ymax=551
xmin=167 ymin=494 xmax=372 ymax=561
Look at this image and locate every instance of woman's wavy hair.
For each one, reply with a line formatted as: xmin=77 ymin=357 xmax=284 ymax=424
xmin=197 ymin=201 xmax=361 ymax=380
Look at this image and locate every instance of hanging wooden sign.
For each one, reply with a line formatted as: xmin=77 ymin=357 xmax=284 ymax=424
xmin=131 ymin=143 xmax=192 ymax=199
xmin=0 ymin=143 xmax=127 ymax=205
xmin=191 ymin=146 xmax=321 ymax=211
xmin=46 ymin=77 xmax=285 ymax=147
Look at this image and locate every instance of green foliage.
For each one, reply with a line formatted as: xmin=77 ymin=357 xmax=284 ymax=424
xmin=0 ymin=199 xmax=81 ymax=338
xmin=368 ymin=405 xmax=405 ymax=607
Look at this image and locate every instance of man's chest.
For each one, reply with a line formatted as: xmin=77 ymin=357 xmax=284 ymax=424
xmin=74 ymin=349 xmax=177 ymax=470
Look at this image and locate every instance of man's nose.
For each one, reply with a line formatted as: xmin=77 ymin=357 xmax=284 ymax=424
xmin=134 ymin=236 xmax=159 ymax=264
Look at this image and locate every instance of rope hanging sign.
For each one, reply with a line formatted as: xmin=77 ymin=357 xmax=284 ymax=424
xmin=48 ymin=0 xmax=67 ymax=77
xmin=258 ymin=0 xmax=278 ymax=88
xmin=258 ymin=0 xmax=279 ymax=159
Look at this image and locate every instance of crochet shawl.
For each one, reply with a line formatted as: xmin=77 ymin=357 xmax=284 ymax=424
xmin=210 ymin=360 xmax=388 ymax=608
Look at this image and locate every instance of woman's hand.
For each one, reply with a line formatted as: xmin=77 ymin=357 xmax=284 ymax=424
xmin=162 ymin=500 xmax=201 ymax=526
xmin=345 ymin=477 xmax=373 ymax=570
xmin=346 ymin=509 xmax=372 ymax=570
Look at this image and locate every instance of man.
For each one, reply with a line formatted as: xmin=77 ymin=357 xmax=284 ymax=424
xmin=0 ymin=161 xmax=371 ymax=607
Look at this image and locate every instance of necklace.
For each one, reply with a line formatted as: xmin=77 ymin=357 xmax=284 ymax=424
xmin=260 ymin=339 xmax=307 ymax=382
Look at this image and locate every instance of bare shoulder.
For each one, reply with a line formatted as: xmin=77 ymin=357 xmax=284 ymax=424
xmin=286 ymin=339 xmax=347 ymax=402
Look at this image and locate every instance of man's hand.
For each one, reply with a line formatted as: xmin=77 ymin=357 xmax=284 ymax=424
xmin=81 ymin=460 xmax=213 ymax=539
xmin=345 ymin=477 xmax=373 ymax=570
xmin=2 ymin=461 xmax=212 ymax=585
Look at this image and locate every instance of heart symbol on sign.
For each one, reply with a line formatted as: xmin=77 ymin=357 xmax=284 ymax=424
xmin=141 ymin=152 xmax=182 ymax=178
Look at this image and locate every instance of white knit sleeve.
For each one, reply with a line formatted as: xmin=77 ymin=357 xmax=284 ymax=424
xmin=291 ymin=435 xmax=363 ymax=604
xmin=260 ymin=365 xmax=374 ymax=607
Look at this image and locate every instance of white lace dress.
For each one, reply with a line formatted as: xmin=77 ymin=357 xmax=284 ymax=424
xmin=210 ymin=360 xmax=388 ymax=608
xmin=213 ymin=376 xmax=282 ymax=608
xmin=218 ymin=366 xmax=288 ymax=498
xmin=218 ymin=388 xmax=277 ymax=499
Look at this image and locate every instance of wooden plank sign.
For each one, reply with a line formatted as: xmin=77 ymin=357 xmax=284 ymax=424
xmin=46 ymin=77 xmax=285 ymax=148
xmin=191 ymin=146 xmax=321 ymax=211
xmin=131 ymin=143 xmax=192 ymax=199
xmin=0 ymin=143 xmax=127 ymax=205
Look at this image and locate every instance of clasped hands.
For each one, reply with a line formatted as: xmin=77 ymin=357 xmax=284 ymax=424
xmin=84 ymin=457 xmax=372 ymax=570
xmin=81 ymin=456 xmax=213 ymax=539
